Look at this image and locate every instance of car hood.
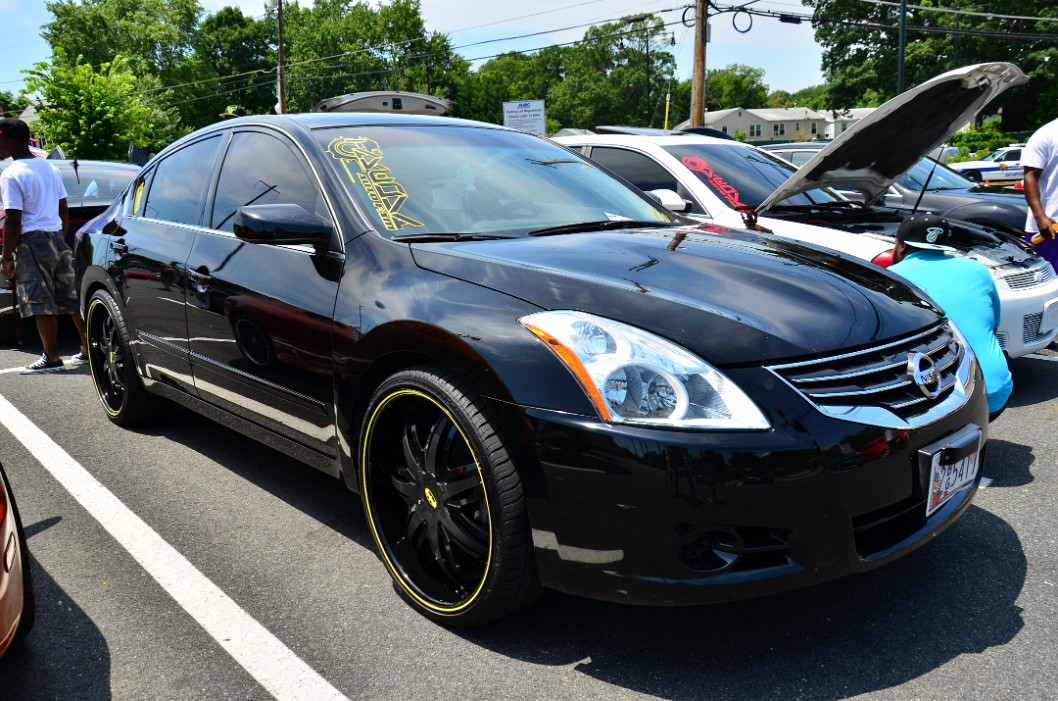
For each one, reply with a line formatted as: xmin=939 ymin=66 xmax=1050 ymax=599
xmin=410 ymin=226 xmax=942 ymax=366
xmin=759 ymin=63 xmax=1028 ymax=211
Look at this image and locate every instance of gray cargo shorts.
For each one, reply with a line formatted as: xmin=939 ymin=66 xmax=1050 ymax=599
xmin=15 ymin=230 xmax=78 ymax=317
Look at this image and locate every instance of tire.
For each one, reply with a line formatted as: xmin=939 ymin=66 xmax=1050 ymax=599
xmin=964 ymin=170 xmax=982 ymax=183
xmin=85 ymin=289 xmax=158 ymax=425
xmin=1 ymin=463 xmax=35 ymax=645
xmin=360 ymin=365 xmax=541 ymax=626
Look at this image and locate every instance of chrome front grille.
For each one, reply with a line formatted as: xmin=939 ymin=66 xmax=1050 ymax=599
xmin=767 ymin=322 xmax=975 ymax=429
xmin=1001 ymin=262 xmax=1055 ymax=290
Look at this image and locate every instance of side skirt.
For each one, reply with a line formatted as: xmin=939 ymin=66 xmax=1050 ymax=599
xmin=145 ymin=379 xmax=342 ymax=481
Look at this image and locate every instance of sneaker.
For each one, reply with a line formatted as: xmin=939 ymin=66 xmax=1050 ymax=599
xmin=21 ymin=354 xmax=65 ymax=374
xmin=68 ymin=350 xmax=89 ymax=366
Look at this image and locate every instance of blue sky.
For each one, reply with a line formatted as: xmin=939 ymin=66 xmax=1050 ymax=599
xmin=0 ymin=0 xmax=824 ymax=103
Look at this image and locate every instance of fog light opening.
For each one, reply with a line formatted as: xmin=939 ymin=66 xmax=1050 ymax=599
xmin=679 ymin=530 xmax=742 ymax=573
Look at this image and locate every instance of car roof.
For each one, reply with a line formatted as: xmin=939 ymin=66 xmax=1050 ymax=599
xmin=152 ymin=112 xmax=518 ymax=162
xmin=553 ymin=132 xmax=736 ymax=148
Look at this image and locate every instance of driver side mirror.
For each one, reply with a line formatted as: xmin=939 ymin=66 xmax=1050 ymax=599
xmin=233 ymin=204 xmax=333 ymax=246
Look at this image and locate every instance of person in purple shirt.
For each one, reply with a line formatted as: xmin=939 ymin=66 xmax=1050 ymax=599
xmin=889 ymin=214 xmax=1012 ymax=420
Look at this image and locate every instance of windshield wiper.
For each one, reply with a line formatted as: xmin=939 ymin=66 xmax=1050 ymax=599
xmin=527 ymin=219 xmax=675 ymax=237
xmin=391 ymin=232 xmax=519 ymax=243
xmin=528 ymin=158 xmax=582 ymax=168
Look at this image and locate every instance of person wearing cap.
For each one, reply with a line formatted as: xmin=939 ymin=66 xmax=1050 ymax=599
xmin=889 ymin=214 xmax=1012 ymax=420
xmin=0 ymin=118 xmax=88 ymax=373
xmin=219 ymin=105 xmax=246 ymax=120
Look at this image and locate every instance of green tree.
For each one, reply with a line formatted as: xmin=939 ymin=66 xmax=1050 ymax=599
xmin=543 ymin=15 xmax=676 ymax=130
xmin=23 ymin=49 xmax=180 ymax=159
xmin=453 ymin=48 xmax=566 ymax=123
xmin=176 ymin=6 xmax=277 ymax=128
xmin=804 ymin=0 xmax=1057 ymax=128
xmin=44 ymin=0 xmax=201 ymax=81
xmin=791 ymin=84 xmax=829 ymax=111
xmin=706 ymin=64 xmax=768 ymax=110
xmin=0 ymin=91 xmax=30 ymax=117
xmin=282 ymin=0 xmax=466 ymax=113
xmin=43 ymin=0 xmax=203 ymax=130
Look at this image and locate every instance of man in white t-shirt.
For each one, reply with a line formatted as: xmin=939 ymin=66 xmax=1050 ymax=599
xmin=0 ymin=118 xmax=87 ymax=373
xmin=1023 ymin=113 xmax=1058 ymax=272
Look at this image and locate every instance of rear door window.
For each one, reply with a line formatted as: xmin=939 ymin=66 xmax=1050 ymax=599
xmin=143 ymin=137 xmax=222 ymax=226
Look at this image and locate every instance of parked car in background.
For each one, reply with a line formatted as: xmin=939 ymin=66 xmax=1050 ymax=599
xmin=949 ymin=143 xmax=1026 ymax=183
xmin=0 ymin=460 xmax=35 ymax=658
xmin=759 ymin=141 xmax=1030 ymax=236
xmin=0 ymin=159 xmax=139 ymax=341
xmin=76 ymin=109 xmax=988 ymax=626
xmin=556 ymin=63 xmax=1058 ymax=358
xmin=928 ymin=144 xmax=962 ymax=163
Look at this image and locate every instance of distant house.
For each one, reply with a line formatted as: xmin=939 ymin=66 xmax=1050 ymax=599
xmin=674 ymin=106 xmax=883 ymax=143
xmin=17 ymin=104 xmax=39 ymax=128
xmin=826 ymin=107 xmax=876 ymax=139
xmin=677 ymin=106 xmax=829 ymax=143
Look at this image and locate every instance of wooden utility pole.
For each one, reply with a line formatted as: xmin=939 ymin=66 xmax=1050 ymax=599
xmin=278 ymin=0 xmax=287 ymax=113
xmin=690 ymin=0 xmax=708 ymax=126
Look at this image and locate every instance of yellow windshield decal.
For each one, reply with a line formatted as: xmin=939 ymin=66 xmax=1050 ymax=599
xmin=327 ymin=136 xmax=424 ymax=231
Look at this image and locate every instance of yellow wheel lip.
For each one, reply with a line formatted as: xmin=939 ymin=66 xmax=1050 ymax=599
xmin=85 ymin=296 xmax=122 ymax=418
xmin=361 ymin=388 xmax=493 ymax=614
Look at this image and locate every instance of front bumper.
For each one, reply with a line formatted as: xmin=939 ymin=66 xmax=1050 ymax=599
xmin=517 ymin=379 xmax=989 ymax=606
xmin=993 ymin=271 xmax=1058 ymax=357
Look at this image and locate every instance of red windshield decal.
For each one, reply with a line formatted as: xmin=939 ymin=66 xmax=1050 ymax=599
xmin=681 ymin=156 xmax=746 ymax=210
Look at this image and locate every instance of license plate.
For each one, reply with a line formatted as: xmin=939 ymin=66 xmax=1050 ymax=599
xmin=1040 ymin=298 xmax=1058 ymax=336
xmin=926 ymin=449 xmax=980 ymax=516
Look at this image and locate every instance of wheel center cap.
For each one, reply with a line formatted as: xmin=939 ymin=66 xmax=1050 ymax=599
xmin=424 ymin=487 xmax=438 ymax=509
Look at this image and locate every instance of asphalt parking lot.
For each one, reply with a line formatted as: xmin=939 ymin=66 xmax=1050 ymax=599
xmin=0 ymin=332 xmax=1054 ymax=701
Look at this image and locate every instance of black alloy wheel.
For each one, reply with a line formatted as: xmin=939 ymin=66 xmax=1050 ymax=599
xmin=360 ymin=365 xmax=540 ymax=626
xmin=85 ymin=289 xmax=157 ymax=425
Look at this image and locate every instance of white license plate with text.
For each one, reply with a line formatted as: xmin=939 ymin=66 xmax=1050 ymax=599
xmin=926 ymin=450 xmax=980 ymax=517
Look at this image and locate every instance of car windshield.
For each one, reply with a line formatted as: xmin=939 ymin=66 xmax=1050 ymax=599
xmin=898 ymin=158 xmax=974 ymax=190
xmin=314 ymin=125 xmax=677 ymax=238
xmin=61 ymin=162 xmax=139 ymax=201
xmin=659 ymin=143 xmax=844 ymax=209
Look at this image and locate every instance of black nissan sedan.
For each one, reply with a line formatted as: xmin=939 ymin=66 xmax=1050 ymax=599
xmin=75 ymin=112 xmax=988 ymax=626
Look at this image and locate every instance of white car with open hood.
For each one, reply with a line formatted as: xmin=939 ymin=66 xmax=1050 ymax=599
xmin=555 ymin=63 xmax=1058 ymax=358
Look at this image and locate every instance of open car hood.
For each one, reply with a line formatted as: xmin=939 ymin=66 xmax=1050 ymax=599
xmin=758 ymin=63 xmax=1027 ymax=211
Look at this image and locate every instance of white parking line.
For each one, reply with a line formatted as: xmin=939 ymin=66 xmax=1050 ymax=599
xmin=0 ymin=393 xmax=350 ymax=701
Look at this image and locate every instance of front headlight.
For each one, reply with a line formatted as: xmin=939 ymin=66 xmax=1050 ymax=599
xmin=520 ymin=310 xmax=770 ymax=430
